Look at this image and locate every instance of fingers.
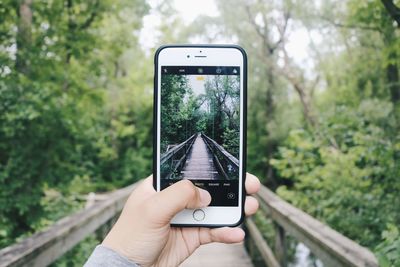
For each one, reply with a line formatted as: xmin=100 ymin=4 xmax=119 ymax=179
xmin=245 ymin=173 xmax=261 ymax=195
xmin=244 ymin=173 xmax=260 ymax=217
xmin=150 ymin=180 xmax=211 ymax=222
xmin=208 ymin=227 xmax=245 ymax=244
xmin=134 ymin=174 xmax=259 ymax=223
xmin=245 ymin=196 xmax=259 ymax=216
xmin=126 ymin=175 xmax=156 ymax=205
xmin=137 ymin=173 xmax=260 ymax=198
xmin=141 ymin=175 xmax=154 ymax=188
xmin=136 ymin=175 xmax=156 ymax=195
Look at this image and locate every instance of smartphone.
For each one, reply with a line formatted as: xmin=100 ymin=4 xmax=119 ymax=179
xmin=153 ymin=45 xmax=247 ymax=227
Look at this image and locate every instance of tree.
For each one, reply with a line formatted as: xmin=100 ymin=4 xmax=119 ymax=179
xmin=0 ymin=0 xmax=150 ymax=248
xmin=160 ymin=74 xmax=195 ymax=151
xmin=15 ymin=0 xmax=32 ymax=74
xmin=200 ymin=75 xmax=240 ymax=156
xmin=381 ymin=0 xmax=400 ymax=103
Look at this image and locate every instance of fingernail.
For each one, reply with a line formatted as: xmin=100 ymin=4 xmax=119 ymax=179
xmin=199 ymin=188 xmax=212 ymax=206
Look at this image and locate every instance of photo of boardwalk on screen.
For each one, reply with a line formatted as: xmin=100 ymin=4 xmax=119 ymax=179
xmin=160 ymin=70 xmax=240 ymax=181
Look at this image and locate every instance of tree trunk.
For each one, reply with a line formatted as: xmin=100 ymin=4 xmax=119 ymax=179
xmin=16 ymin=0 xmax=33 ymax=75
xmin=381 ymin=0 xmax=400 ymax=103
xmin=66 ymin=0 xmax=73 ymax=64
xmin=387 ymin=60 xmax=400 ymax=103
xmin=381 ymin=0 xmax=400 ymax=27
xmin=385 ymin=36 xmax=400 ymax=104
xmin=382 ymin=25 xmax=400 ymax=104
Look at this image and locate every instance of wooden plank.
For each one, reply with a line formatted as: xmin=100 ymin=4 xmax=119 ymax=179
xmin=181 ymin=134 xmax=219 ymax=180
xmin=246 ymin=218 xmax=281 ymax=267
xmin=180 ymin=242 xmax=253 ymax=267
xmin=0 ymin=182 xmax=139 ymax=267
xmin=256 ymin=186 xmax=379 ymax=267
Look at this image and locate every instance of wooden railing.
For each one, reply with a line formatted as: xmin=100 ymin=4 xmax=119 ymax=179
xmin=245 ymin=185 xmax=379 ymax=267
xmin=0 ymin=181 xmax=379 ymax=267
xmin=160 ymin=133 xmax=196 ymax=179
xmin=201 ymin=133 xmax=239 ymax=180
xmin=0 ymin=182 xmax=139 ymax=267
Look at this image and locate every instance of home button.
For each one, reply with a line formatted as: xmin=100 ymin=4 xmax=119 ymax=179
xmin=193 ymin=209 xmax=205 ymax=221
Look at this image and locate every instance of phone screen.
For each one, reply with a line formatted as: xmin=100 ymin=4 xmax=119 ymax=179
xmin=159 ymin=66 xmax=241 ymax=207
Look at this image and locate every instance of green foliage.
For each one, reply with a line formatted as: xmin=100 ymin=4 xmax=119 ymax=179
xmin=222 ymin=128 xmax=239 ymax=158
xmin=252 ymin=0 xmax=400 ymax=262
xmin=203 ymin=75 xmax=240 ymax=153
xmin=272 ymin=98 xmax=400 ymax=249
xmin=50 ymin=233 xmax=100 ymax=267
xmin=376 ymin=224 xmax=400 ymax=267
xmin=160 ymin=74 xmax=195 ymax=151
xmin=0 ymin=76 xmax=103 ymax=244
xmin=0 ymin=0 xmax=150 ymax=250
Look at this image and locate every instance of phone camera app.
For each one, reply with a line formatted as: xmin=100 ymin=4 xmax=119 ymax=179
xmin=160 ymin=66 xmax=240 ymax=206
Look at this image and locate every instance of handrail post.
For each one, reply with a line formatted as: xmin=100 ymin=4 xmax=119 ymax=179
xmin=274 ymin=223 xmax=287 ymax=267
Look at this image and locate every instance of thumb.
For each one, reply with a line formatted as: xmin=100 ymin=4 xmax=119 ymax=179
xmin=150 ymin=180 xmax=211 ymax=223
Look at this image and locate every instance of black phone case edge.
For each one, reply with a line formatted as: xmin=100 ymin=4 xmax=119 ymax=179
xmin=153 ymin=44 xmax=248 ymax=228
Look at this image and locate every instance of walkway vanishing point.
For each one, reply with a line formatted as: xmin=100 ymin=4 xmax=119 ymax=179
xmin=160 ymin=132 xmax=240 ymax=181
xmin=180 ymin=134 xmax=219 ymax=180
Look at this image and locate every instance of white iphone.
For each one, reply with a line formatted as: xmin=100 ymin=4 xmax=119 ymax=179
xmin=153 ymin=45 xmax=247 ymax=227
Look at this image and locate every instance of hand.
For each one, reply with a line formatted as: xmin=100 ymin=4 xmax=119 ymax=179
xmin=102 ymin=173 xmax=261 ymax=267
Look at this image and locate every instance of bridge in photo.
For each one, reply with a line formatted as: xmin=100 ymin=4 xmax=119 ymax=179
xmin=160 ymin=133 xmax=239 ymax=181
xmin=0 ymin=180 xmax=379 ymax=267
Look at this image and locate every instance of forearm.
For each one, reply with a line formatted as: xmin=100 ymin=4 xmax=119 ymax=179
xmin=84 ymin=245 xmax=140 ymax=267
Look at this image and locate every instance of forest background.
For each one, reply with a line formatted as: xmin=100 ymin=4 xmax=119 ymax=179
xmin=0 ymin=0 xmax=399 ymax=266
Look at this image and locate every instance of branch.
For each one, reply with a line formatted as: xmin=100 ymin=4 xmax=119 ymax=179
xmin=244 ymin=5 xmax=268 ymax=44
xmin=280 ymin=52 xmax=316 ymax=126
xmin=309 ymin=75 xmax=320 ymax=99
xmin=66 ymin=0 xmax=100 ymax=31
xmin=269 ymin=10 xmax=291 ymax=53
xmin=79 ymin=0 xmax=100 ymax=30
xmin=276 ymin=48 xmax=340 ymax=149
xmin=244 ymin=3 xmax=289 ymax=54
xmin=319 ymin=15 xmax=382 ymax=32
xmin=381 ymin=0 xmax=400 ymax=27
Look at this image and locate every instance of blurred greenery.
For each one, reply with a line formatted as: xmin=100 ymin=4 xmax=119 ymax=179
xmin=0 ymin=0 xmax=152 ymax=257
xmin=1 ymin=0 xmax=400 ymax=266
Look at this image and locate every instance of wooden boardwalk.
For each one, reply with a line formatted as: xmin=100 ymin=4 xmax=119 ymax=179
xmin=180 ymin=134 xmax=219 ymax=180
xmin=0 ymin=180 xmax=379 ymax=267
xmin=180 ymin=243 xmax=253 ymax=267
